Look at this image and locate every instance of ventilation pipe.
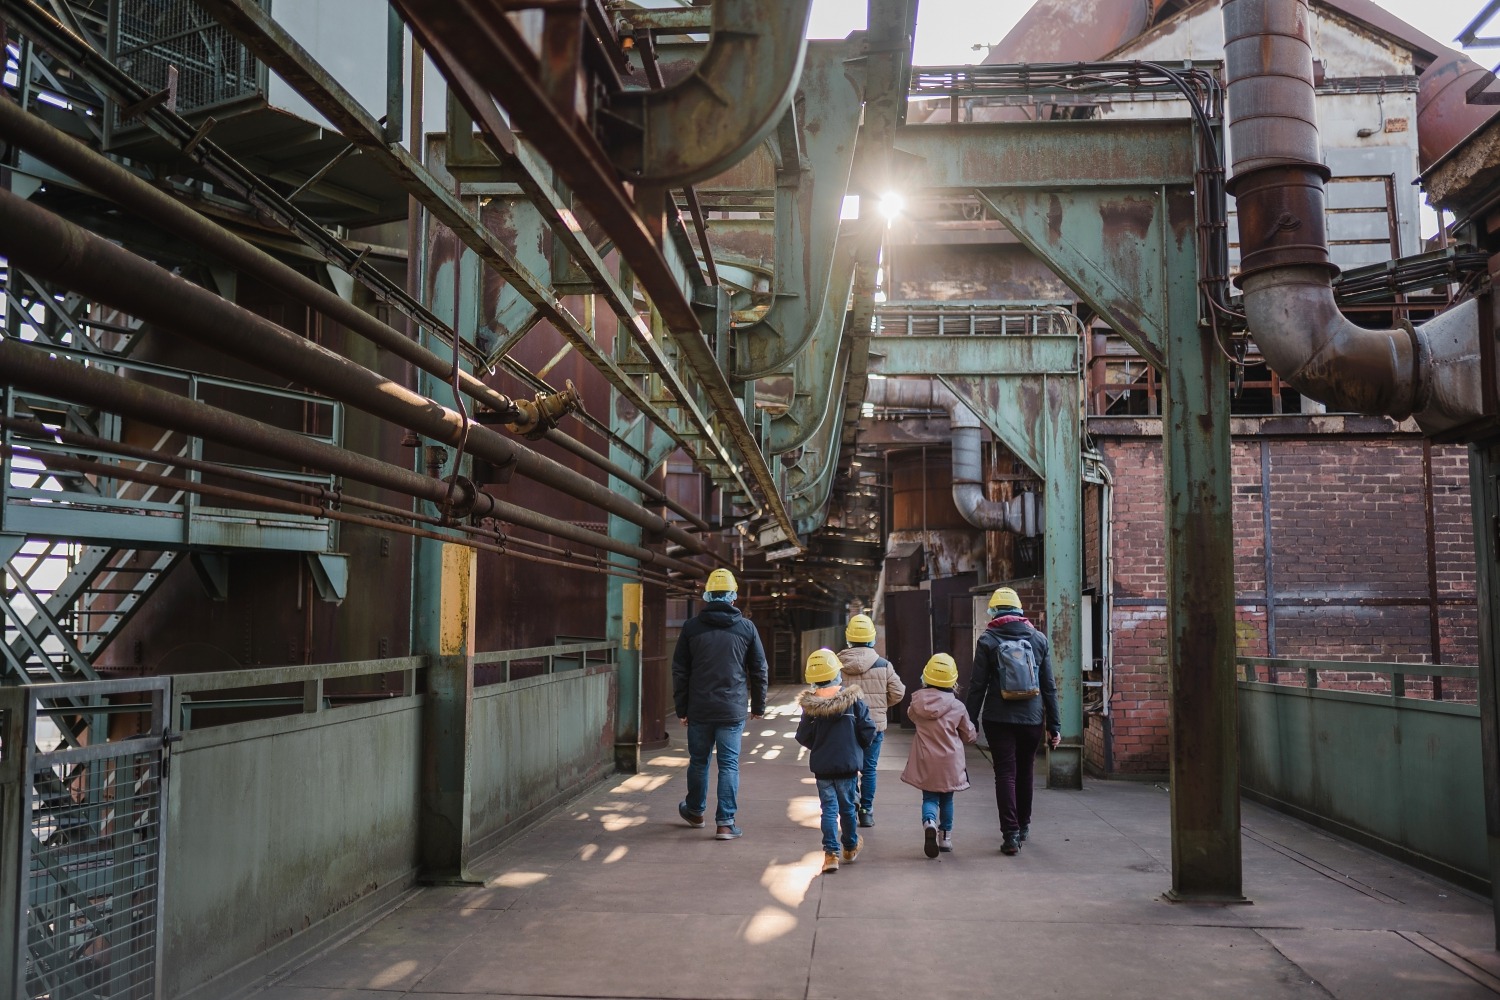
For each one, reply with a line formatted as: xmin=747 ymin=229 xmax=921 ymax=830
xmin=864 ymin=379 xmax=1042 ymax=536
xmin=1223 ymin=0 xmax=1482 ymax=435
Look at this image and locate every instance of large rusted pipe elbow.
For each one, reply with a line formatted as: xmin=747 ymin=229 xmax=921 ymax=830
xmin=609 ymin=0 xmax=813 ymax=186
xmin=1224 ymin=0 xmax=1483 ymax=436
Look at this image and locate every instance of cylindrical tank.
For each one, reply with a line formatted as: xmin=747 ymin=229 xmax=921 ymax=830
xmin=1417 ymin=50 xmax=1500 ymax=172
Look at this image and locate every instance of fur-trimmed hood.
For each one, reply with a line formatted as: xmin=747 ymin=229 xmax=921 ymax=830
xmin=797 ymin=683 xmax=864 ymax=718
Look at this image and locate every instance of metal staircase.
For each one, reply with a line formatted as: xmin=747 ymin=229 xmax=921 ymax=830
xmin=3 ymin=267 xmax=344 ymax=706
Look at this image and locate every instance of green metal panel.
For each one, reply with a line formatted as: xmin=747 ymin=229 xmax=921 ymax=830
xmin=869 ymin=335 xmax=1082 ymax=380
xmin=894 ymin=120 xmax=1197 ymax=191
xmin=162 ymin=694 xmax=424 ymax=998
xmin=470 ymin=668 xmax=614 ymax=846
xmin=1239 ymin=681 xmax=1488 ymax=892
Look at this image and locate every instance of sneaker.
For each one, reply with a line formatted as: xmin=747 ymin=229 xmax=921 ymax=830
xmin=1018 ymin=825 xmax=1030 ymax=843
xmin=923 ymin=820 xmax=939 ymax=859
xmin=938 ymin=831 xmax=953 ymax=853
xmin=1001 ymin=831 xmax=1020 ymax=856
xmin=842 ymin=836 xmax=862 ymax=864
xmin=715 ymin=824 xmax=743 ymax=841
xmin=822 ymin=851 xmax=840 ymax=874
xmin=677 ymin=802 xmax=705 ymax=829
xmin=857 ymin=808 xmax=875 ymax=828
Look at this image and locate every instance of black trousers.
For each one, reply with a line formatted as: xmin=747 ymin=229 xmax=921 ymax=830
xmin=983 ymin=720 xmax=1044 ymax=833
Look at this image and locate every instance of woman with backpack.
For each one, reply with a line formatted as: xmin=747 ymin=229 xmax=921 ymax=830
xmin=836 ymin=613 xmax=905 ymax=828
xmin=965 ymin=587 xmax=1061 ymax=857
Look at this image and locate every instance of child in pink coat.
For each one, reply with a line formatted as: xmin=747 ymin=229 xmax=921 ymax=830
xmin=900 ymin=653 xmax=978 ymax=858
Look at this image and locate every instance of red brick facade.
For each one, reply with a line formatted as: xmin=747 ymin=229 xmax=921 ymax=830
xmin=1088 ymin=418 xmax=1479 ymax=776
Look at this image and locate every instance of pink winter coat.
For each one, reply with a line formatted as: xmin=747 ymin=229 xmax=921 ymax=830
xmin=900 ymin=687 xmax=978 ymax=793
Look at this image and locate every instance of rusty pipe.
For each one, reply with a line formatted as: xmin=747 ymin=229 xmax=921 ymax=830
xmin=0 ymin=188 xmax=710 ymax=554
xmin=4 ymin=445 xmax=682 ymax=587
xmin=864 ymin=378 xmax=1042 ymax=535
xmin=0 ymin=96 xmax=706 ymax=496
xmin=0 ymin=340 xmax=706 ymax=577
xmin=1223 ymin=0 xmax=1481 ymax=434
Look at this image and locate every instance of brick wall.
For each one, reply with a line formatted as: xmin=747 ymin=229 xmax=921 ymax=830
xmin=1093 ymin=424 xmax=1478 ymax=776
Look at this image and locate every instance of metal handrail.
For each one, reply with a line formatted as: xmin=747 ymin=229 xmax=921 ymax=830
xmin=1237 ymin=655 xmax=1477 ymax=698
xmin=474 ymin=640 xmax=618 ymax=684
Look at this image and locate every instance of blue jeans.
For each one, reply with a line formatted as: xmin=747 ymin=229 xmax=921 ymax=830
xmin=817 ymin=777 xmax=859 ymax=853
xmin=857 ymin=730 xmax=884 ymax=812
xmin=685 ymin=720 xmax=744 ymax=825
xmin=921 ymin=790 xmax=954 ymax=832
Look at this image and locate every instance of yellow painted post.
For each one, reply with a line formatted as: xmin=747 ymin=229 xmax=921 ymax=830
xmin=418 ymin=542 xmax=480 ymax=885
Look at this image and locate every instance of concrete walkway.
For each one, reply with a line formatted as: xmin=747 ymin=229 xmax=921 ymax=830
xmin=251 ymin=686 xmax=1500 ymax=999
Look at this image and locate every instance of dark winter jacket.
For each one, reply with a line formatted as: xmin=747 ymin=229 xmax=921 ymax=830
xmin=672 ymin=601 xmax=768 ymax=723
xmin=795 ymin=683 xmax=876 ymax=779
xmin=966 ymin=615 xmax=1061 ymax=732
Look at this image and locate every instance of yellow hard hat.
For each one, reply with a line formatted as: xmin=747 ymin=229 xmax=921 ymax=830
xmin=845 ymin=613 xmax=877 ymax=644
xmin=988 ymin=586 xmax=1022 ymax=611
xmin=706 ymin=568 xmax=738 ymax=593
xmin=805 ymin=648 xmax=840 ymax=685
xmin=922 ymin=653 xmax=959 ymax=688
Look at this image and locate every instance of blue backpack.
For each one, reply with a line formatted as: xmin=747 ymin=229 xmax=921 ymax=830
xmin=994 ymin=635 xmax=1040 ymax=700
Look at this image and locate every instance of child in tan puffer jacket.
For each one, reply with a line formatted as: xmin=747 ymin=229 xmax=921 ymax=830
xmin=836 ymin=614 xmax=906 ymax=828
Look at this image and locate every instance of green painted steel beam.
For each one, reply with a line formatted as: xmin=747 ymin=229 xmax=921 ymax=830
xmin=607 ymin=405 xmax=680 ymax=774
xmin=869 ymin=334 xmax=1080 ymax=380
xmin=931 ymin=127 xmax=1240 ymax=896
xmin=733 ymin=39 xmax=866 ymax=379
xmin=893 ymin=120 xmax=1197 ymax=192
xmin=938 ymin=373 xmax=1082 ymax=786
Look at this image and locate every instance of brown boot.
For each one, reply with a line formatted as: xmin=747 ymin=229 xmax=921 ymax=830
xmin=822 ymin=851 xmax=840 ymax=874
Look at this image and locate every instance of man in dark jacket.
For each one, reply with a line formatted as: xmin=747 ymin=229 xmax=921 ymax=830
xmin=672 ymin=568 xmax=767 ymax=840
xmin=965 ymin=586 xmax=1061 ymax=856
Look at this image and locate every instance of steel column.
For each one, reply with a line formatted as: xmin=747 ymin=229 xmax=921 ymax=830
xmin=607 ymin=417 xmax=678 ymax=774
xmin=414 ymin=542 xmax=481 ymax=885
xmin=1470 ymin=438 xmax=1500 ymax=942
xmin=931 ymin=122 xmax=1241 ymax=897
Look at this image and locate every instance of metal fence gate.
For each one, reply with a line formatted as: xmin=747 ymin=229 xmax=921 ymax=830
xmin=2 ymin=678 xmax=170 ymax=1000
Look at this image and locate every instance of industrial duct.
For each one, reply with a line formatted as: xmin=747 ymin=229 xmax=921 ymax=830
xmin=609 ymin=0 xmax=814 ymax=186
xmin=1222 ymin=0 xmax=1482 ymax=435
xmin=864 ymin=379 xmax=1042 ymax=536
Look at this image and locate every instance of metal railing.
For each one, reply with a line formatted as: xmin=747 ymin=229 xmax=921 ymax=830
xmin=3 ymin=346 xmax=343 ymax=550
xmin=2 ymin=677 xmax=171 ymax=1000
xmin=1237 ymin=656 xmax=1478 ymax=699
xmin=172 ymin=656 xmax=424 ymax=733
xmin=474 ymin=640 xmax=618 ymax=685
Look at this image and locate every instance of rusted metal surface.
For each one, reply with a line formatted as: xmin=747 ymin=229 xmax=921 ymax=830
xmin=1229 ymin=164 xmax=1335 ymax=278
xmin=729 ymin=38 xmax=865 ymax=379
xmin=1224 ymin=0 xmax=1483 ymax=437
xmin=605 ymin=0 xmax=812 ymax=186
xmin=0 ymin=340 xmax=704 ymax=578
xmin=1417 ymin=50 xmax=1500 ymax=173
xmin=0 ymin=189 xmax=710 ymax=556
xmin=391 ymin=1 xmax=796 ymax=537
xmin=983 ymin=0 xmax=1170 ymax=65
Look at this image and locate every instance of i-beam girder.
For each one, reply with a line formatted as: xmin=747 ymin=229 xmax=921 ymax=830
xmin=894 ymin=117 xmax=1242 ymax=900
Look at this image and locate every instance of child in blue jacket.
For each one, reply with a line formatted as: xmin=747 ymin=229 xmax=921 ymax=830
xmin=795 ymin=648 xmax=876 ymax=874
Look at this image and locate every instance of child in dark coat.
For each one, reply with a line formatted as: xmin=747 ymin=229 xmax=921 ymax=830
xmin=795 ymin=648 xmax=876 ymax=874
